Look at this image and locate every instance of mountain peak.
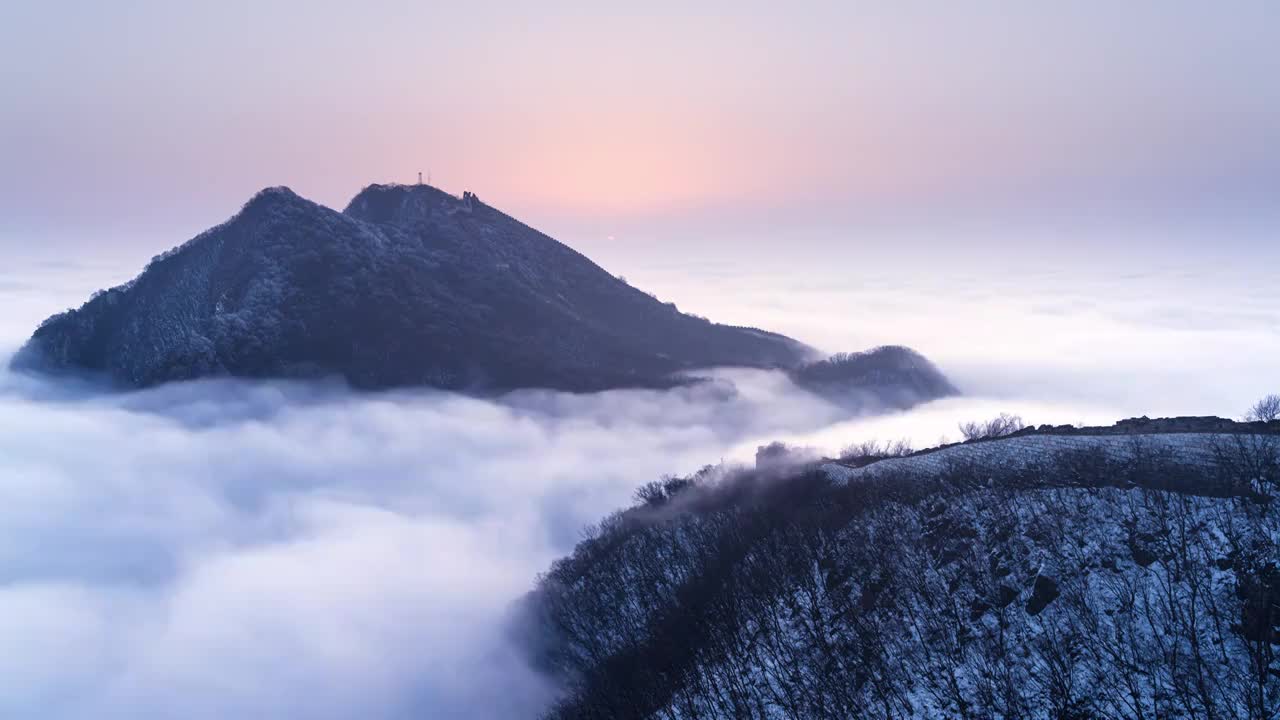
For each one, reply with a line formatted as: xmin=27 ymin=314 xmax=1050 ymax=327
xmin=343 ymin=182 xmax=481 ymax=224
xmin=12 ymin=184 xmax=856 ymax=392
xmin=242 ymin=185 xmax=301 ymax=209
xmin=226 ymin=186 xmax=318 ymax=226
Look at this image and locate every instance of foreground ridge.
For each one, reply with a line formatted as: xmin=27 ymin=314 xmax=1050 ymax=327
xmin=524 ymin=417 xmax=1280 ymax=719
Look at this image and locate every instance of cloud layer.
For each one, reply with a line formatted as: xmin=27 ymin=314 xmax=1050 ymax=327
xmin=0 ymin=245 xmax=1276 ymax=718
xmin=0 ymin=363 xmax=877 ymax=718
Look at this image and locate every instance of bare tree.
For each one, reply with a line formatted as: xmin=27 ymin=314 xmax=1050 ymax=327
xmin=959 ymin=413 xmax=1026 ymax=441
xmin=839 ymin=438 xmax=914 ymax=464
xmin=1246 ymin=393 xmax=1280 ymax=422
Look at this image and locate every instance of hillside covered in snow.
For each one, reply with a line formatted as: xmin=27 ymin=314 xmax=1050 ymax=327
xmin=522 ymin=417 xmax=1280 ymax=719
xmin=12 ymin=184 xmax=956 ymax=401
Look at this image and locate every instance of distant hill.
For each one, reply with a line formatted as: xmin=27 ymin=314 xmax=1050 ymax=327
xmin=521 ymin=417 xmax=1280 ymax=719
xmin=787 ymin=345 xmax=958 ymax=410
xmin=12 ymin=183 xmax=957 ymax=399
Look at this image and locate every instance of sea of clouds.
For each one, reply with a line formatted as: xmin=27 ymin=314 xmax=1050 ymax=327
xmin=0 ymin=241 xmax=1276 ymax=718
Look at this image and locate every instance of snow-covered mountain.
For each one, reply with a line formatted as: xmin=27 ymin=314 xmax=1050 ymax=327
xmin=522 ymin=417 xmax=1280 ymax=719
xmin=11 ymin=184 xmax=950 ymax=394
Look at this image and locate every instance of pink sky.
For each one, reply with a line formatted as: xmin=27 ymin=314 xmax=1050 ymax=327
xmin=2 ymin=2 xmax=1278 ymax=249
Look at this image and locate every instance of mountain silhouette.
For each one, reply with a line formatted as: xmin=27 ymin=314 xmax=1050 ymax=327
xmin=13 ymin=183 xmax=955 ymax=402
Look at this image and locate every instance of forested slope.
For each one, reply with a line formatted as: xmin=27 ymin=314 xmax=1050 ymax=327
xmin=523 ymin=421 xmax=1280 ymax=719
xmin=13 ymin=185 xmax=814 ymax=391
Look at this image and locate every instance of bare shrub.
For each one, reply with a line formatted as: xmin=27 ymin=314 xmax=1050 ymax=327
xmin=839 ymin=438 xmax=914 ymax=465
xmin=1246 ymin=393 xmax=1280 ymax=422
xmin=959 ymin=413 xmax=1026 ymax=441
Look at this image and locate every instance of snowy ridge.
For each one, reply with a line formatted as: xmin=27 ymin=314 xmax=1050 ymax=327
xmin=820 ymin=432 xmax=1265 ymax=484
xmin=531 ymin=419 xmax=1280 ymax=719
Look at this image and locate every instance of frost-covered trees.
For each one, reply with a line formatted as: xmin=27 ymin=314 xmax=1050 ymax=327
xmin=527 ymin=433 xmax=1280 ymax=719
xmin=14 ymin=183 xmax=826 ymax=392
